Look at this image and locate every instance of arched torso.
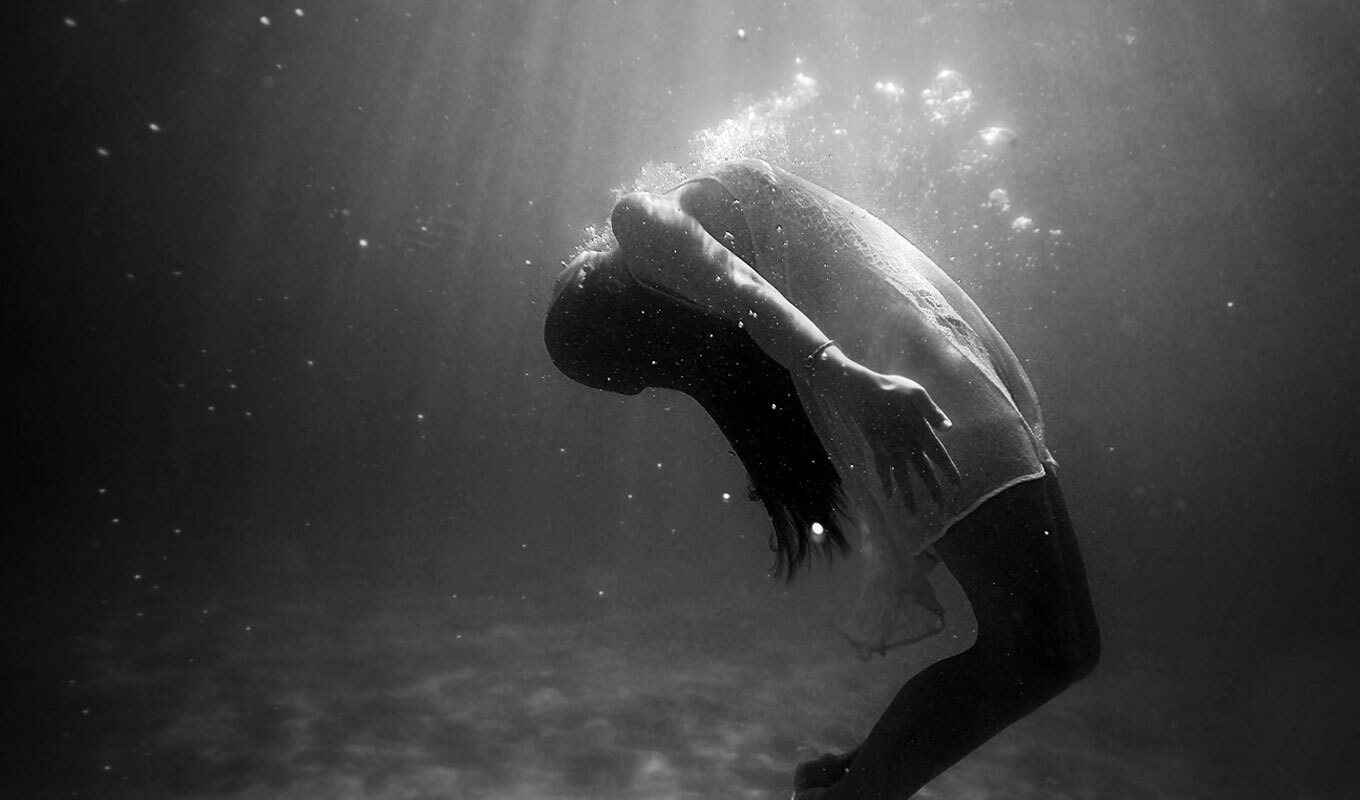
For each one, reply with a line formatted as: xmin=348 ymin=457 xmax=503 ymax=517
xmin=674 ymin=159 xmax=1054 ymax=653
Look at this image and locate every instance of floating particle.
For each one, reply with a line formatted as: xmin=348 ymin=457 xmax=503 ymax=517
xmin=64 ymin=18 xmax=78 ymax=28
xmin=736 ymin=27 xmax=747 ymax=41
xmin=358 ymin=238 xmax=369 ymax=248
xmin=1010 ymin=216 xmax=1034 ymax=232
xmin=295 ymin=8 xmax=305 ymax=17
xmin=95 ymin=146 xmax=110 ymax=158
xmin=260 ymin=16 xmax=270 ymax=26
xmin=148 ymin=123 xmax=161 ymax=132
xmin=722 ymin=492 xmax=731 ymax=501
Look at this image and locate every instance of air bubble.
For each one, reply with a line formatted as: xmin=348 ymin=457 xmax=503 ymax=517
xmin=979 ymin=126 xmax=1017 ymax=149
xmin=922 ymin=69 xmax=977 ymax=126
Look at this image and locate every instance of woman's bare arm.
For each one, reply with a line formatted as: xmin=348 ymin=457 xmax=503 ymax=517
xmin=611 ymin=189 xmax=827 ymax=372
xmin=610 ymin=189 xmax=960 ymax=502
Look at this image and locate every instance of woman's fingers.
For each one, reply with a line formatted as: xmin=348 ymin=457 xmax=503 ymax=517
xmin=879 ymin=424 xmax=953 ymax=512
xmin=897 ymin=466 xmax=916 ymax=514
xmin=907 ymin=384 xmax=953 ymax=432
xmin=903 ymin=385 xmax=961 ymax=485
xmin=906 ymin=390 xmax=959 ymax=476
xmin=910 ymin=447 xmax=944 ymax=506
xmin=859 ymin=373 xmax=960 ymax=510
xmin=876 ymin=437 xmax=918 ymax=513
xmin=874 ymin=448 xmax=896 ymax=500
xmin=919 ymin=425 xmax=961 ymax=486
xmin=874 ymin=445 xmax=920 ymax=513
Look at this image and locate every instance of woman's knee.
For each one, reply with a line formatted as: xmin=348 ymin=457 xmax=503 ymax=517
xmin=951 ymin=551 xmax=1098 ymax=689
xmin=939 ymin=477 xmax=1100 ymax=687
xmin=972 ymin=608 xmax=1093 ymax=691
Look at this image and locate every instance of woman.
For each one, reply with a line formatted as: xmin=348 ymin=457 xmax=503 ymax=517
xmin=544 ymin=159 xmax=1099 ymax=798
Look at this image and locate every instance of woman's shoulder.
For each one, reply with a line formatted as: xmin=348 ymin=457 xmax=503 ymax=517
xmin=684 ymin=159 xmax=788 ymax=208
xmin=694 ymin=157 xmax=778 ymax=184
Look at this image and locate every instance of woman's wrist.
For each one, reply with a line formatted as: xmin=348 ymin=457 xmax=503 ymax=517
xmin=804 ymin=341 xmax=862 ymax=389
xmin=803 ymin=339 xmax=840 ymax=371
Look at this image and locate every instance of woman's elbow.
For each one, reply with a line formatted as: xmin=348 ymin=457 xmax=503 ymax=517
xmin=611 ymin=191 xmax=685 ymax=254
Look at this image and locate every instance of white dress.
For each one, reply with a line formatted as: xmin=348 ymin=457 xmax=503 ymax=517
xmin=684 ymin=159 xmax=1054 ymax=654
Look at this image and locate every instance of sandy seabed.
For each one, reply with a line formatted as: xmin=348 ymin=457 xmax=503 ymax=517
xmin=60 ymin=579 xmax=1213 ymax=800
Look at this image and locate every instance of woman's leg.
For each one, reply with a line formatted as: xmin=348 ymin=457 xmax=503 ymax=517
xmin=798 ymin=470 xmax=1100 ymax=799
xmin=1041 ymin=473 xmax=1102 ymax=677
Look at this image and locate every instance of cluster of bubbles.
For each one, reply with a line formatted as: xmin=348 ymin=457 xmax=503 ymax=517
xmin=609 ymin=72 xmax=822 ymax=204
xmin=577 ymin=64 xmax=1065 ymax=270
xmin=921 ymin=69 xmax=978 ymax=126
xmin=872 ymin=80 xmax=906 ymax=98
xmin=689 ymin=72 xmax=821 ymax=174
xmin=575 ymin=73 xmax=823 ymax=259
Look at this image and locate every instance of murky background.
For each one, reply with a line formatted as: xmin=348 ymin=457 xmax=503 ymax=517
xmin=8 ymin=1 xmax=1359 ymax=798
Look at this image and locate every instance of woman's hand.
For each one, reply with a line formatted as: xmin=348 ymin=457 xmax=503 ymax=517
xmin=811 ymin=347 xmax=961 ymax=511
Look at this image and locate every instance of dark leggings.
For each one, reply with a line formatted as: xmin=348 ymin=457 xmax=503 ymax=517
xmin=797 ymin=467 xmax=1100 ymax=798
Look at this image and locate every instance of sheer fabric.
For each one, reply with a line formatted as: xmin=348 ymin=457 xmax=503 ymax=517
xmin=692 ymin=160 xmax=1053 ymax=654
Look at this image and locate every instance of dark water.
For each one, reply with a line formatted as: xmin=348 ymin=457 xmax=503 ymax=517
xmin=7 ymin=1 xmax=1359 ymax=798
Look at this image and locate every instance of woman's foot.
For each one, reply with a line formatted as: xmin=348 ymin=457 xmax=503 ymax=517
xmin=793 ymin=749 xmax=858 ymax=793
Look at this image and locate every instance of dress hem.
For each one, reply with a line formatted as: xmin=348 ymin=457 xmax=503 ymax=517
xmin=922 ymin=464 xmax=1050 ymax=553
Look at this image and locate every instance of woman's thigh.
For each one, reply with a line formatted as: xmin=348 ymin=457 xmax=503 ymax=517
xmin=934 ymin=469 xmax=1098 ymax=673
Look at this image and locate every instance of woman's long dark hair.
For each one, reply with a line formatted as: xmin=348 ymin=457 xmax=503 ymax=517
xmin=545 ymin=259 xmax=849 ymax=578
